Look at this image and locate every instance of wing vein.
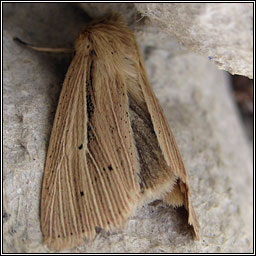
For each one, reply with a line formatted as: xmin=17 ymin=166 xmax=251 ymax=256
xmin=58 ymin=166 xmax=67 ymax=238
xmin=65 ymin=156 xmax=79 ymax=235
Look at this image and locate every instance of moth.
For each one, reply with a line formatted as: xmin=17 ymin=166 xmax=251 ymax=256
xmin=16 ymin=14 xmax=200 ymax=250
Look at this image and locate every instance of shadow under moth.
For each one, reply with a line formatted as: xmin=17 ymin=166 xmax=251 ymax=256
xmin=16 ymin=14 xmax=200 ymax=250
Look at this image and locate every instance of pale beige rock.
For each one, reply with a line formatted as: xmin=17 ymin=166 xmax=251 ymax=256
xmin=135 ymin=3 xmax=253 ymax=78
xmin=3 ymin=3 xmax=252 ymax=253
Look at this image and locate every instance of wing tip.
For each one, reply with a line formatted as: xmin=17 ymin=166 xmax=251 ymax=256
xmin=188 ymin=203 xmax=201 ymax=241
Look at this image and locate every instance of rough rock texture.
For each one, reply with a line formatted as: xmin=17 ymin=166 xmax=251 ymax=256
xmin=3 ymin=3 xmax=253 ymax=253
xmin=80 ymin=3 xmax=253 ymax=78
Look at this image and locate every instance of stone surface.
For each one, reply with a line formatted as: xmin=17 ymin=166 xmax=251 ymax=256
xmin=136 ymin=3 xmax=253 ymax=79
xmin=3 ymin=3 xmax=253 ymax=253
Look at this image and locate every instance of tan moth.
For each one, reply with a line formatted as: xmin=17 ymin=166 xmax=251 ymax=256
xmin=16 ymin=14 xmax=200 ymax=250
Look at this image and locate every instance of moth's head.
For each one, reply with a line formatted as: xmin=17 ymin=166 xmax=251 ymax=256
xmin=74 ymin=31 xmax=92 ymax=53
xmin=74 ymin=14 xmax=136 ymax=59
